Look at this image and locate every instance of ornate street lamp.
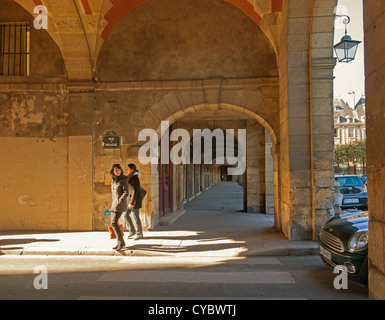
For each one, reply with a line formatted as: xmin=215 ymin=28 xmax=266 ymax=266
xmin=334 ymin=15 xmax=361 ymax=63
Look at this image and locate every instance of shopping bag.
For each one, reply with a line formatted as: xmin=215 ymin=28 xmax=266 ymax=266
xmin=108 ymin=223 xmax=124 ymax=239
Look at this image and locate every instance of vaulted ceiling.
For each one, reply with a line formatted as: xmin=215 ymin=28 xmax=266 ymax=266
xmin=5 ymin=0 xmax=284 ymax=80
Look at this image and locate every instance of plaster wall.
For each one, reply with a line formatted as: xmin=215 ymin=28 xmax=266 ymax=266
xmin=0 ymin=136 xmax=68 ymax=230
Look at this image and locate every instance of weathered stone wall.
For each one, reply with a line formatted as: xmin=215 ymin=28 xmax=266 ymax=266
xmin=92 ymin=88 xmax=166 ymax=231
xmin=0 ymin=87 xmax=69 ymax=230
xmin=0 ymin=0 xmax=69 ymax=230
xmin=363 ymin=0 xmax=385 ymax=300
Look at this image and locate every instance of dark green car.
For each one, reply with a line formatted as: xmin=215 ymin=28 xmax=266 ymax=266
xmin=318 ymin=210 xmax=368 ymax=284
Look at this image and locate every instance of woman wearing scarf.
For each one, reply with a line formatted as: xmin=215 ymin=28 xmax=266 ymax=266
xmin=123 ymin=163 xmax=143 ymax=240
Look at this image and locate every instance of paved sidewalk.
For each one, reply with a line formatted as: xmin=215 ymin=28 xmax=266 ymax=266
xmin=0 ymin=182 xmax=319 ymax=257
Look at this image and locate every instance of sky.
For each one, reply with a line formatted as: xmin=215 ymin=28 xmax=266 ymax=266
xmin=333 ymin=0 xmax=365 ymax=107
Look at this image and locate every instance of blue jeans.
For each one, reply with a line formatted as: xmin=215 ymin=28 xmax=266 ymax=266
xmin=123 ymin=209 xmax=143 ymax=237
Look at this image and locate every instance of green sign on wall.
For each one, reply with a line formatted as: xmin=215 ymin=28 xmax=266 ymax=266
xmin=102 ymin=130 xmax=121 ymax=149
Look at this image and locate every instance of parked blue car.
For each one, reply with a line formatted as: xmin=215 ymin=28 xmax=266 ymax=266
xmin=335 ymin=175 xmax=368 ymax=210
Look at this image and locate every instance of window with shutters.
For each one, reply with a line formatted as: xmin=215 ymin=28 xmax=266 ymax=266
xmin=0 ymin=23 xmax=30 ymax=76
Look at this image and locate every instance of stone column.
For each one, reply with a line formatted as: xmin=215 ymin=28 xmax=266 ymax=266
xmin=272 ymin=143 xmax=281 ymax=230
xmin=246 ymin=121 xmax=265 ymax=213
xmin=279 ymin=0 xmax=313 ymax=240
xmin=67 ymin=83 xmax=94 ymax=230
xmin=265 ymin=130 xmax=274 ymax=214
xmin=364 ymin=0 xmax=385 ymax=300
xmin=310 ymin=58 xmax=336 ymax=238
xmin=310 ymin=0 xmax=338 ymax=239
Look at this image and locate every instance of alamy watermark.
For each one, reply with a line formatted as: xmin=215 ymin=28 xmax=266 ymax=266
xmin=137 ymin=121 xmax=247 ymax=175
xmin=33 ymin=265 xmax=48 ymax=290
xmin=33 ymin=5 xmax=48 ymax=30
xmin=333 ymin=265 xmax=348 ymax=290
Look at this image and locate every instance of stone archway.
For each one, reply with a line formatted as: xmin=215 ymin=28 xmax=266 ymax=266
xmin=143 ymin=100 xmax=280 ymax=232
xmin=92 ymin=0 xmax=282 ymax=232
xmin=91 ymin=77 xmax=281 ymax=232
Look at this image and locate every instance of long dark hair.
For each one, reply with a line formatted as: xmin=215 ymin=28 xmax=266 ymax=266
xmin=127 ymin=163 xmax=137 ymax=172
xmin=127 ymin=163 xmax=139 ymax=178
xmin=110 ymin=163 xmax=123 ymax=176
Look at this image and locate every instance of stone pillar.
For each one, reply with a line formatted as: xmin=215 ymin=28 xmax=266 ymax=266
xmin=246 ymin=121 xmax=265 ymax=213
xmin=310 ymin=0 xmax=338 ymax=239
xmin=272 ymin=143 xmax=281 ymax=230
xmin=279 ymin=0 xmax=313 ymax=240
xmin=364 ymin=1 xmax=385 ymax=300
xmin=67 ymin=84 xmax=94 ymax=230
xmin=310 ymin=58 xmax=336 ymax=238
xmin=277 ymin=0 xmax=336 ymax=241
xmin=265 ymin=130 xmax=274 ymax=214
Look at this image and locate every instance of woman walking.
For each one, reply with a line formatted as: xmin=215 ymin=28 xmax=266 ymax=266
xmin=109 ymin=163 xmax=128 ymax=250
xmin=123 ymin=163 xmax=143 ymax=240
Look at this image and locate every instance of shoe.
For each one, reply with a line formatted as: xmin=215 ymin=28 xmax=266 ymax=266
xmin=127 ymin=233 xmax=135 ymax=239
xmin=113 ymin=241 xmax=125 ymax=250
xmin=133 ymin=235 xmax=143 ymax=240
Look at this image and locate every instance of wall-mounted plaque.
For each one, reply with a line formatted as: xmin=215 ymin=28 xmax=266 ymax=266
xmin=102 ymin=130 xmax=121 ymax=149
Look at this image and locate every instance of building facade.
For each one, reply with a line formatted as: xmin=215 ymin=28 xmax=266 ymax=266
xmin=334 ymin=97 xmax=366 ymax=146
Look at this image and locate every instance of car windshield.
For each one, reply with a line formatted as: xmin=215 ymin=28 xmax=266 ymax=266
xmin=336 ymin=176 xmax=363 ymax=187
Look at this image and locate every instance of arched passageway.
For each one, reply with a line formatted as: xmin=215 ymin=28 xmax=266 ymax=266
xmin=92 ymin=0 xmax=282 ymax=235
xmin=154 ymin=110 xmax=276 ymax=222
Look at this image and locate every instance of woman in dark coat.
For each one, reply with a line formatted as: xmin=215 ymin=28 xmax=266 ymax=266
xmin=109 ymin=163 xmax=128 ymax=250
xmin=123 ymin=163 xmax=143 ymax=240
